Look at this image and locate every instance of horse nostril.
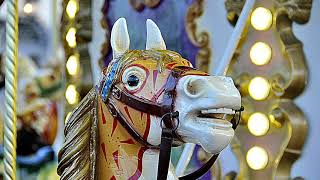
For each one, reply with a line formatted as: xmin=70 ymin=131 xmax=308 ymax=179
xmin=185 ymin=78 xmax=205 ymax=98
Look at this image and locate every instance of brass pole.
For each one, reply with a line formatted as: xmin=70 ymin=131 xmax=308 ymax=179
xmin=4 ymin=0 xmax=18 ymax=179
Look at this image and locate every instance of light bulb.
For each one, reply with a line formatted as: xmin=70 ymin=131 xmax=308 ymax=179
xmin=248 ymin=112 xmax=269 ymax=136
xmin=66 ymin=27 xmax=77 ymax=48
xmin=66 ymin=55 xmax=79 ymax=76
xmin=66 ymin=0 xmax=78 ymax=19
xmin=246 ymin=146 xmax=268 ymax=170
xmin=251 ymin=7 xmax=273 ymax=31
xmin=24 ymin=3 xmax=33 ymax=14
xmin=65 ymin=84 xmax=79 ymax=105
xmin=248 ymin=77 xmax=270 ymax=100
xmin=250 ymin=42 xmax=272 ymax=66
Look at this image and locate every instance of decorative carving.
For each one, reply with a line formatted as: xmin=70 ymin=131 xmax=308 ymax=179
xmin=225 ymin=0 xmax=245 ymax=26
xmin=274 ymin=0 xmax=312 ymax=24
xmin=129 ymin=0 xmax=161 ymax=11
xmin=271 ymin=2 xmax=311 ymax=178
xmin=271 ymin=100 xmax=308 ymax=178
xmin=185 ymin=0 xmax=211 ymax=72
xmin=271 ymin=5 xmax=311 ymax=98
xmin=225 ymin=0 xmax=312 ymax=179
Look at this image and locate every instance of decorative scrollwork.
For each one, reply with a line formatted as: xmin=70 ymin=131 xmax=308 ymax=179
xmin=274 ymin=0 xmax=312 ymax=24
xmin=225 ymin=0 xmax=312 ymax=179
xmin=185 ymin=0 xmax=211 ymax=72
xmin=129 ymin=0 xmax=161 ymax=11
xmin=270 ymin=99 xmax=308 ymax=178
xmin=225 ymin=0 xmax=245 ymax=26
xmin=271 ymin=3 xmax=311 ymax=98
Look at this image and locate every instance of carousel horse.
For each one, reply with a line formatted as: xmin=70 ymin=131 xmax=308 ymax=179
xmin=57 ymin=18 xmax=242 ymax=180
xmin=0 ymin=57 xmax=63 ymax=168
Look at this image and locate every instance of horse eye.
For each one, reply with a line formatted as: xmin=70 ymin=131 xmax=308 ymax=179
xmin=127 ymin=74 xmax=139 ymax=87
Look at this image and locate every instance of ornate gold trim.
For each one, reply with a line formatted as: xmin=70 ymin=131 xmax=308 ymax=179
xmin=129 ymin=0 xmax=161 ymax=11
xmin=185 ymin=0 xmax=211 ymax=72
xmin=225 ymin=0 xmax=245 ymax=26
xmin=271 ymin=9 xmax=309 ymax=98
xmin=225 ymin=0 xmax=312 ymax=179
xmin=271 ymin=99 xmax=308 ymax=179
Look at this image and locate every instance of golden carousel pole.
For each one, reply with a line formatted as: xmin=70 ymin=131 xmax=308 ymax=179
xmin=4 ymin=0 xmax=18 ymax=179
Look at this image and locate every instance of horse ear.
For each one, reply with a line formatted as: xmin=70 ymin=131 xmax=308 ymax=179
xmin=146 ymin=19 xmax=166 ymax=50
xmin=111 ymin=18 xmax=130 ymax=58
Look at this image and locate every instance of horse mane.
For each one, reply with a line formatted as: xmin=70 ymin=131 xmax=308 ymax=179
xmin=57 ymin=89 xmax=98 ymax=180
xmin=57 ymin=50 xmax=178 ymax=179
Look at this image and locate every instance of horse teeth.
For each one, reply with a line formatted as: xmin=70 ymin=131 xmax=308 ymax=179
xmin=201 ymin=108 xmax=235 ymax=115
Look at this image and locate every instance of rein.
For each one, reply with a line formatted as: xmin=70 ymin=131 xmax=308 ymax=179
xmin=104 ymin=66 xmax=243 ymax=180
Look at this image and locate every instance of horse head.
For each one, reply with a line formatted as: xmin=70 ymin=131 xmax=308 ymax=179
xmin=102 ymin=18 xmax=241 ymax=153
xmin=58 ymin=18 xmax=241 ymax=180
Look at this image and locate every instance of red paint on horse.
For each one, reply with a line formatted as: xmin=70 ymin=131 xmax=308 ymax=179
xmin=112 ymin=150 xmax=119 ymax=169
xmin=120 ymin=138 xmax=135 ymax=145
xmin=101 ymin=105 xmax=106 ymax=124
xmin=124 ymin=106 xmax=134 ymax=125
xmin=151 ymin=85 xmax=165 ymax=102
xmin=166 ymin=62 xmax=177 ymax=69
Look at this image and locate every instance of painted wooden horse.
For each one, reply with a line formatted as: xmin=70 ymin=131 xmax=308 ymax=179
xmin=0 ymin=57 xmax=63 ymax=167
xmin=57 ymin=18 xmax=241 ymax=180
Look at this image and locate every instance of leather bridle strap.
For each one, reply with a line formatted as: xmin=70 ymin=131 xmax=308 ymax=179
xmin=111 ymin=85 xmax=166 ymax=117
xmin=107 ymin=99 xmax=156 ymax=148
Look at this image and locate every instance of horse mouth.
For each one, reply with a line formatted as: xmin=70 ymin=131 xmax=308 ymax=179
xmin=196 ymin=108 xmax=235 ymax=129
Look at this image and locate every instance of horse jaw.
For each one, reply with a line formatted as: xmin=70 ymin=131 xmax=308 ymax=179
xmin=174 ymin=75 xmax=241 ymax=154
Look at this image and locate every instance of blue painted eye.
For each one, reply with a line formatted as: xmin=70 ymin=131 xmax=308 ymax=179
xmin=127 ymin=74 xmax=139 ymax=87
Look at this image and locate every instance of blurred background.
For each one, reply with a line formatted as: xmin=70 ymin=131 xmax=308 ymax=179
xmin=0 ymin=0 xmax=319 ymax=179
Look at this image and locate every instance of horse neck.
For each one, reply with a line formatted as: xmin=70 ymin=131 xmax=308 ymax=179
xmin=97 ymin=98 xmax=161 ymax=179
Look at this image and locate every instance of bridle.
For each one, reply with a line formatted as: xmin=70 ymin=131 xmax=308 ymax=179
xmin=102 ymin=66 xmax=243 ymax=180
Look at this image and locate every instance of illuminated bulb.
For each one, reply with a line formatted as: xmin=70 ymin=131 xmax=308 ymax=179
xmin=246 ymin=146 xmax=268 ymax=170
xmin=66 ymin=55 xmax=79 ymax=75
xmin=248 ymin=77 xmax=270 ymax=100
xmin=251 ymin=7 xmax=273 ymax=31
xmin=250 ymin=42 xmax=272 ymax=66
xmin=65 ymin=84 xmax=79 ymax=105
xmin=66 ymin=27 xmax=77 ymax=48
xmin=66 ymin=0 xmax=78 ymax=19
xmin=24 ymin=3 xmax=33 ymax=14
xmin=247 ymin=113 xmax=269 ymax=136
